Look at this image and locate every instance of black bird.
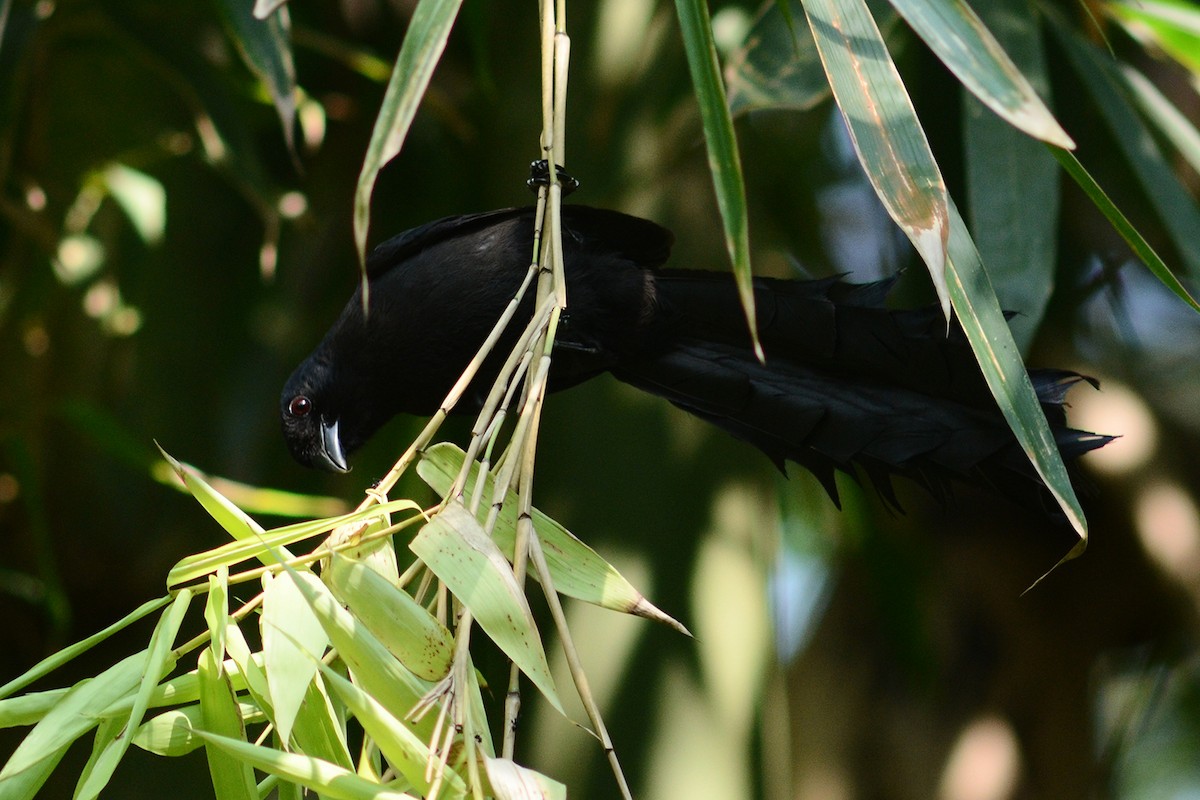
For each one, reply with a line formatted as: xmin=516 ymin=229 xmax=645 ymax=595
xmin=281 ymin=204 xmax=1111 ymax=509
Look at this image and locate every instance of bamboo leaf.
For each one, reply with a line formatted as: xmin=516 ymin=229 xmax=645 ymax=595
xmin=410 ymin=504 xmax=562 ymax=712
xmin=484 ymin=757 xmax=566 ymax=800
xmin=354 ymin=0 xmax=464 ymax=272
xmin=944 ymin=200 xmax=1087 ymax=537
xmin=73 ymin=590 xmax=194 ymax=800
xmin=261 ymin=571 xmax=329 ymax=744
xmin=418 ymin=444 xmax=687 ymax=633
xmin=324 ymin=553 xmax=454 ymax=681
xmin=1048 ymin=146 xmax=1200 ymax=313
xmin=675 ymin=0 xmax=760 ymax=358
xmin=198 ymin=648 xmax=258 ymax=800
xmin=1106 ymin=0 xmax=1200 ymax=76
xmin=962 ymin=0 xmax=1058 ymax=351
xmin=1051 ymin=14 xmax=1200 ymax=276
xmin=889 ymin=0 xmax=1072 ymax=147
xmin=727 ymin=0 xmax=832 ymax=114
xmin=192 ymin=731 xmax=418 ymax=800
xmin=802 ymin=0 xmax=951 ymax=317
xmin=1121 ymin=64 xmax=1200 ymax=179
xmin=289 ymin=675 xmax=353 ymax=772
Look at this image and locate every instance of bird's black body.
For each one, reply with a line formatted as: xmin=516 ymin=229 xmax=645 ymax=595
xmin=282 ymin=205 xmax=1110 ymax=509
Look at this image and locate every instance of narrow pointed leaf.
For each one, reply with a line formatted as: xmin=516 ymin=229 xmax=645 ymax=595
xmin=410 ymin=504 xmax=562 ymax=712
xmin=198 ymin=648 xmax=258 ymax=800
xmin=289 ymin=675 xmax=353 ymax=772
xmin=889 ymin=0 xmax=1072 ymax=147
xmin=802 ymin=0 xmax=951 ymax=317
xmin=1121 ymin=64 xmax=1200 ymax=179
xmin=1106 ymin=0 xmax=1200 ymax=75
xmin=418 ymin=444 xmax=688 ymax=634
xmin=72 ymin=589 xmax=193 ymax=800
xmin=1048 ymin=146 xmax=1200 ymax=313
xmin=132 ymin=702 xmax=263 ymax=757
xmin=317 ymin=662 xmax=467 ymax=798
xmin=354 ymin=0 xmax=464 ymax=271
xmin=944 ymin=200 xmax=1087 ymax=537
xmin=1051 ymin=15 xmax=1200 ymax=276
xmin=675 ymin=0 xmax=760 ymax=358
xmin=193 ymin=731 xmax=417 ymax=800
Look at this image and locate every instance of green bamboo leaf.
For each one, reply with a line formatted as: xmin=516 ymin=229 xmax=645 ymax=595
xmin=1 ymin=651 xmax=141 ymax=797
xmin=1106 ymin=0 xmax=1200 ymax=75
xmin=962 ymin=0 xmax=1057 ymax=352
xmin=802 ymin=0 xmax=952 ymax=317
xmin=1048 ymin=146 xmax=1200 ymax=313
xmin=410 ymin=504 xmax=562 ymax=712
xmin=261 ymin=571 xmax=329 ymax=745
xmin=944 ymin=200 xmax=1087 ymax=537
xmin=675 ymin=0 xmax=760 ymax=358
xmin=289 ymin=675 xmax=353 ymax=772
xmin=418 ymin=444 xmax=688 ymax=634
xmin=324 ymin=553 xmax=453 ymax=681
xmin=0 ymin=690 xmax=69 ymax=729
xmin=73 ymin=589 xmax=194 ymax=800
xmin=222 ymin=623 xmax=275 ymax=717
xmin=889 ymin=0 xmax=1072 ymax=147
xmin=483 ymin=757 xmax=566 ymax=800
xmin=316 ymin=661 xmax=467 ymax=798
xmin=205 ymin=569 xmax=229 ymax=662
xmin=198 ymin=648 xmax=258 ymax=800
xmin=354 ymin=0 xmax=464 ymax=271
xmin=1051 ymin=15 xmax=1200 ymax=276
xmin=276 ymin=564 xmax=441 ymax=740
xmin=217 ymin=0 xmax=297 ymax=153
xmin=132 ymin=702 xmax=264 ymax=757
xmin=192 ymin=731 xmax=418 ymax=800
xmin=167 ymin=499 xmax=418 ymax=587
xmin=0 ymin=595 xmax=170 ymax=701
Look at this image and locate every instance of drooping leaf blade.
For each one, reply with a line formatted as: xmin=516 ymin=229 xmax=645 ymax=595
xmin=802 ymin=0 xmax=952 ymax=317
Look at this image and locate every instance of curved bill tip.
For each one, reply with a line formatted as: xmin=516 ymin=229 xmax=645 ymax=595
xmin=317 ymin=418 xmax=351 ymax=473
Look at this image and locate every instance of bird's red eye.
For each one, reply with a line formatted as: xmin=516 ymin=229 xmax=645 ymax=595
xmin=288 ymin=396 xmax=313 ymax=417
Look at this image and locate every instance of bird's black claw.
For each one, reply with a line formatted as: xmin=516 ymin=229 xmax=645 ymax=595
xmin=527 ymin=159 xmax=580 ymax=196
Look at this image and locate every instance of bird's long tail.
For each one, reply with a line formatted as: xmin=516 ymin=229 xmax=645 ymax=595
xmin=611 ymin=272 xmax=1113 ymax=511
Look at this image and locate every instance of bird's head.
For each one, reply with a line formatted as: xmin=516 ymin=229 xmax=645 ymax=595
xmin=280 ymin=356 xmax=354 ymax=473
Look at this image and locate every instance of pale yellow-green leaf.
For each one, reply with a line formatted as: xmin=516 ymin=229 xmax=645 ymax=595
xmin=132 ymin=703 xmax=264 ymax=757
xmin=205 ymin=568 xmax=230 ymax=662
xmin=410 ymin=504 xmax=562 ymax=712
xmin=483 ymin=757 xmax=567 ymax=800
xmin=193 ymin=731 xmax=418 ymax=800
xmin=290 ymin=674 xmax=353 ymax=771
xmin=317 ymin=661 xmax=467 ymax=798
xmin=198 ymin=648 xmax=258 ymax=800
xmin=73 ymin=589 xmax=193 ymax=800
xmin=261 ymin=570 xmax=329 ymax=744
xmin=324 ymin=553 xmax=453 ymax=681
xmin=418 ymin=444 xmax=688 ymax=634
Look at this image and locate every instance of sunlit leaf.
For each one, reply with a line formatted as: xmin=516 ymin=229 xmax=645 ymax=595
xmin=675 ymin=0 xmax=760 ymax=358
xmin=484 ymin=756 xmax=566 ymax=800
xmin=290 ymin=675 xmax=353 ymax=772
xmin=1106 ymin=0 xmax=1200 ymax=76
xmin=889 ymin=0 xmax=1073 ymax=147
xmin=410 ymin=504 xmax=562 ymax=712
xmin=418 ymin=444 xmax=688 ymax=634
xmin=198 ymin=648 xmax=258 ymax=800
xmin=72 ymin=590 xmax=193 ymax=800
xmin=193 ymin=731 xmax=417 ymax=800
xmin=324 ymin=553 xmax=454 ymax=681
xmin=102 ymin=163 xmax=166 ymax=245
xmin=802 ymin=0 xmax=951 ymax=317
xmin=316 ymin=661 xmax=467 ymax=798
xmin=261 ymin=570 xmax=329 ymax=744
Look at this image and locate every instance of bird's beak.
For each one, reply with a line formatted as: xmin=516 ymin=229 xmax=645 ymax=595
xmin=316 ymin=418 xmax=350 ymax=473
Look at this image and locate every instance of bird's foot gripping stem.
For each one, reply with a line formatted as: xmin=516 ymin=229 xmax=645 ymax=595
xmin=526 ymin=159 xmax=579 ymax=196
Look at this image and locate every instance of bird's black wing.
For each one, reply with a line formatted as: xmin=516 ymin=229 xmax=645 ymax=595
xmin=366 ymin=208 xmax=530 ymax=279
